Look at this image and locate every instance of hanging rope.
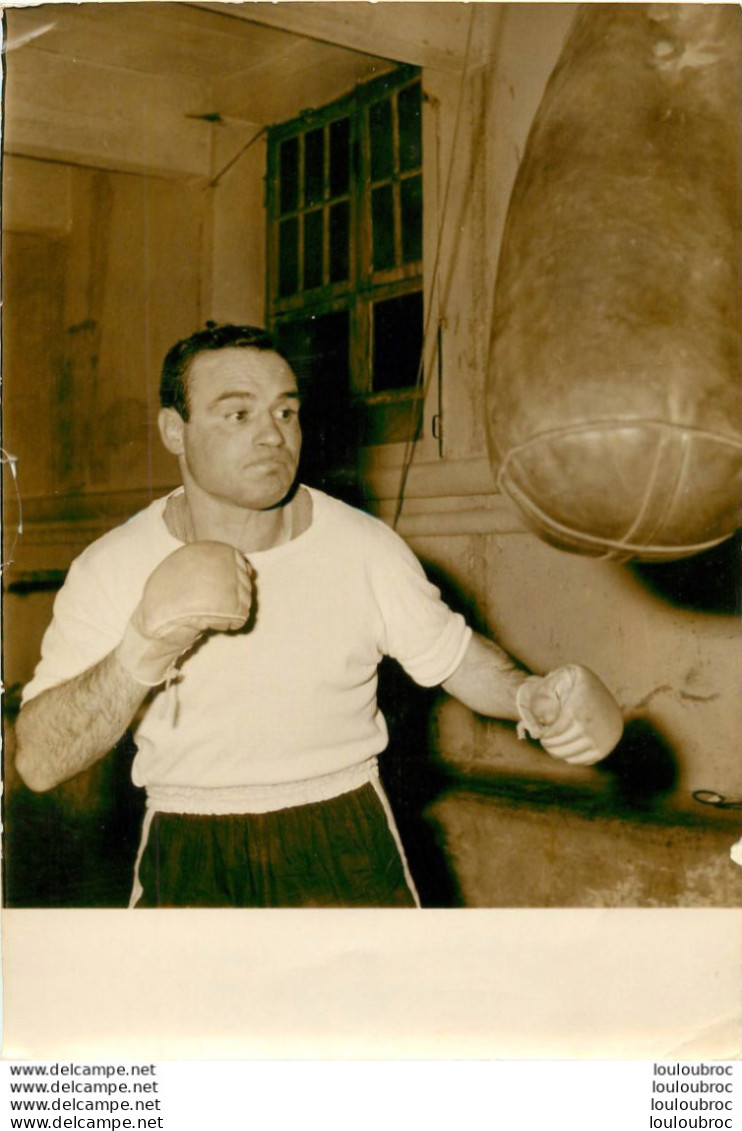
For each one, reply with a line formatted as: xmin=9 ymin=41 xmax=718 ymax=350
xmin=1 ymin=449 xmax=23 ymax=574
xmin=392 ymin=5 xmax=477 ymax=529
xmin=205 ymin=126 xmax=267 ymax=190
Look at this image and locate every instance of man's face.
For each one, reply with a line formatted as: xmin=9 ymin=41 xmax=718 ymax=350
xmin=161 ymin=347 xmax=302 ymax=512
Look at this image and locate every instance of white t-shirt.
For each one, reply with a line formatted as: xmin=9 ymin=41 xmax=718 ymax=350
xmin=23 ymin=487 xmax=472 ymax=790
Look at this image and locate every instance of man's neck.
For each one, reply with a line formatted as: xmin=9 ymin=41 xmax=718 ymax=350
xmin=167 ymin=488 xmax=296 ymax=553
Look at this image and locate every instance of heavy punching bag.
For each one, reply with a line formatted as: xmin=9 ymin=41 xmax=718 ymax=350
xmin=487 ymin=3 xmax=742 ymax=561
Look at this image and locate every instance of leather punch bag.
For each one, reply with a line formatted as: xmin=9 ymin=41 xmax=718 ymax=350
xmin=487 ymin=3 xmax=742 ymax=561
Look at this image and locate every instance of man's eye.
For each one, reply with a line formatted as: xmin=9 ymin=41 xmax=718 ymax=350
xmin=228 ymin=410 xmax=249 ymax=422
xmin=276 ymin=407 xmax=299 ymax=422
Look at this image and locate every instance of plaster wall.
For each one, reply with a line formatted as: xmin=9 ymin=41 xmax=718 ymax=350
xmin=208 ymin=123 xmax=268 ymax=326
xmin=385 ymin=5 xmax=742 ymax=904
xmin=4 ymin=3 xmax=740 ymax=907
xmin=2 ymin=155 xmax=208 ymax=692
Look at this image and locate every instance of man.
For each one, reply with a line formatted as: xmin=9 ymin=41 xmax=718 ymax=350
xmin=15 ymin=323 xmax=623 ymax=908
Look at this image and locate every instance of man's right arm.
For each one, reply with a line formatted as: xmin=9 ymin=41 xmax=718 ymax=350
xmin=15 ymin=539 xmax=254 ymax=793
xmin=15 ymin=654 xmax=150 ymax=792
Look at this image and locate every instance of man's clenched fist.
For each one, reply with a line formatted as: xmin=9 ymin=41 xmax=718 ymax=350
xmin=116 ymin=541 xmax=253 ymax=685
xmin=515 ymin=664 xmax=623 ymax=766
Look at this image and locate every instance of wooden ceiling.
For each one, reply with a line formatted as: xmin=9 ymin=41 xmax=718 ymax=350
xmin=4 ymin=1 xmax=488 ymax=176
xmin=6 ymin=3 xmax=390 ymax=89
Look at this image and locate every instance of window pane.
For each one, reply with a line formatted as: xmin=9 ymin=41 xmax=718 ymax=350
xmin=278 ymin=216 xmax=299 ymax=297
xmin=304 ymin=128 xmax=325 ymax=207
xmin=329 ymin=201 xmax=350 ymax=283
xmin=269 ymin=67 xmax=424 ymax=450
xmin=330 ymin=117 xmax=350 ymax=197
xmin=372 ymin=290 xmax=423 ymax=392
xmin=358 ymin=396 xmax=423 ymax=446
xmin=398 ymin=82 xmax=422 ymax=172
xmin=400 ymin=175 xmax=423 ymax=263
xmin=276 ymin=310 xmax=350 ymax=390
xmin=279 ymin=137 xmax=299 ymax=214
xmin=275 ymin=311 xmax=353 ymax=480
xmin=369 ymin=99 xmax=394 ymax=181
xmin=303 ymin=210 xmax=324 ymax=290
xmin=371 ymin=184 xmax=396 ymax=271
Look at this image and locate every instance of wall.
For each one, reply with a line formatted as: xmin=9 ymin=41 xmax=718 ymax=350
xmin=4 ymin=3 xmax=741 ymax=908
xmin=2 ymin=124 xmax=271 ymax=691
xmin=364 ymin=4 xmax=742 ymax=906
xmin=3 ymin=155 xmax=208 ymax=689
xmin=2 ymin=138 xmax=267 ymax=907
xmin=205 ymin=122 xmax=268 ymax=325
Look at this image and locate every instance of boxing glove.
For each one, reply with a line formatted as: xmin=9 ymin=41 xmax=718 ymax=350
xmin=516 ymin=664 xmax=623 ymax=766
xmin=730 ymin=837 xmax=742 ymax=868
xmin=115 ymin=541 xmax=253 ymax=686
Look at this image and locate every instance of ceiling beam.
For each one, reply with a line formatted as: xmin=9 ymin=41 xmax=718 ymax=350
xmin=213 ymin=38 xmax=394 ymax=124
xmin=4 ymin=47 xmax=216 ymax=178
xmin=194 ymin=1 xmax=488 ymax=73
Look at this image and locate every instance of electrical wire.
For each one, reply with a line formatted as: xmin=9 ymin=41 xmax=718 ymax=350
xmin=1 ymin=448 xmax=23 ymax=573
xmin=693 ymin=790 xmax=742 ymax=811
xmin=206 ymin=126 xmax=267 ymax=190
xmin=392 ymin=5 xmax=477 ymax=529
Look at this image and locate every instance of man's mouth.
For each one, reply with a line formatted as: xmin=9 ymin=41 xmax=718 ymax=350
xmin=245 ymin=456 xmax=287 ymax=469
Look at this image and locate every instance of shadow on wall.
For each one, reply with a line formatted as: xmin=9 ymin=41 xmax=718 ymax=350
xmin=377 ymin=659 xmax=464 ymax=907
xmin=592 ymin=718 xmax=678 ymax=810
xmin=3 ymin=680 xmax=463 ymax=909
xmin=417 ymin=543 xmax=742 ymax=907
xmin=630 ymin=531 xmax=742 ymax=615
xmin=3 ymin=721 xmax=145 ymax=909
xmin=412 ymin=539 xmax=741 ymax=821
xmin=4 ymin=524 xmax=739 ymax=908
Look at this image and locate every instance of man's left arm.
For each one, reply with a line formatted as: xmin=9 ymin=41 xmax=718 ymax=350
xmin=442 ymin=631 xmax=624 ymax=766
xmin=441 ymin=632 xmax=526 ymax=719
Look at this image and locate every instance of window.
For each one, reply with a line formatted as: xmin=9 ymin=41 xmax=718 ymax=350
xmin=266 ymin=65 xmax=424 ymax=478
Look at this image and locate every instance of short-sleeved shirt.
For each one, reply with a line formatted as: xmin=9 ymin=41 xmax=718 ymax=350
xmin=23 ymin=487 xmax=472 ymax=790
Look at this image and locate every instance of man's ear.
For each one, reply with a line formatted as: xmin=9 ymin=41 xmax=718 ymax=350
xmin=158 ymin=407 xmax=186 ymax=456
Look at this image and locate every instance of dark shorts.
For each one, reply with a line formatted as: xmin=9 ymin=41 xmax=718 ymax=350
xmin=134 ymin=782 xmax=418 ymax=908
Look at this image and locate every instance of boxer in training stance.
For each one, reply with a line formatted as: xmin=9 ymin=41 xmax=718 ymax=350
xmin=15 ymin=323 xmax=623 ymax=908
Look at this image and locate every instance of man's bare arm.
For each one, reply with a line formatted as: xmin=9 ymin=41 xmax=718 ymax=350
xmin=14 ymin=653 xmax=150 ymax=792
xmin=441 ymin=631 xmax=528 ymax=719
xmin=442 ymin=631 xmax=624 ymax=765
xmin=16 ymin=540 xmax=255 ymax=793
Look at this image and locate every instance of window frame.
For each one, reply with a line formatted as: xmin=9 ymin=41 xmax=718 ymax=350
xmin=265 ymin=64 xmax=424 ymax=425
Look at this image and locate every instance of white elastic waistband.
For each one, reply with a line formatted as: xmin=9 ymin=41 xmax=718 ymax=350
xmin=144 ymin=757 xmax=379 ymax=816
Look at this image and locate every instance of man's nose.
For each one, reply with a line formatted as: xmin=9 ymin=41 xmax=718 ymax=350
xmin=254 ymin=412 xmax=284 ymax=446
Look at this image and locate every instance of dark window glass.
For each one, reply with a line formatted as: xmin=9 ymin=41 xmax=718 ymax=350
xmin=400 ymin=175 xmax=423 ymax=263
xmin=303 ymin=210 xmax=324 ymax=290
xmin=372 ymin=290 xmax=423 ymax=392
xmin=275 ymin=310 xmax=353 ymax=481
xmin=279 ymin=137 xmax=299 ymax=214
xmin=398 ymin=83 xmax=422 ymax=172
xmin=329 ymin=117 xmax=350 ymax=197
xmin=304 ymin=128 xmax=324 ymax=207
xmin=369 ymin=99 xmax=394 ymax=181
xmin=276 ymin=310 xmax=350 ymax=392
xmin=270 ymin=68 xmax=424 ymax=455
xmin=329 ymin=201 xmax=350 ymax=283
xmin=357 ymin=396 xmax=423 ymax=446
xmin=278 ymin=216 xmax=299 ymax=297
xmin=371 ymin=185 xmax=396 ymax=271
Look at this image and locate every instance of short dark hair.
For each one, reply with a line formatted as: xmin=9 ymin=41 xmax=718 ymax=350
xmin=160 ymin=323 xmax=278 ymax=420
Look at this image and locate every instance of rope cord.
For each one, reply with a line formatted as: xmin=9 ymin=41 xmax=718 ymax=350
xmin=1 ymin=449 xmax=23 ymax=574
xmin=205 ymin=126 xmax=267 ymax=190
xmin=392 ymin=5 xmax=478 ymax=529
xmin=693 ymin=790 xmax=742 ymax=811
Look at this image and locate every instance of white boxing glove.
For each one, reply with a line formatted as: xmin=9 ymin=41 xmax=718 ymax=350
xmin=730 ymin=837 xmax=742 ymax=869
xmin=516 ymin=664 xmax=623 ymax=766
xmin=115 ymin=541 xmax=253 ymax=686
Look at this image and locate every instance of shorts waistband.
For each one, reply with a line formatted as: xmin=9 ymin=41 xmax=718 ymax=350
xmin=144 ymin=757 xmax=379 ymax=816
